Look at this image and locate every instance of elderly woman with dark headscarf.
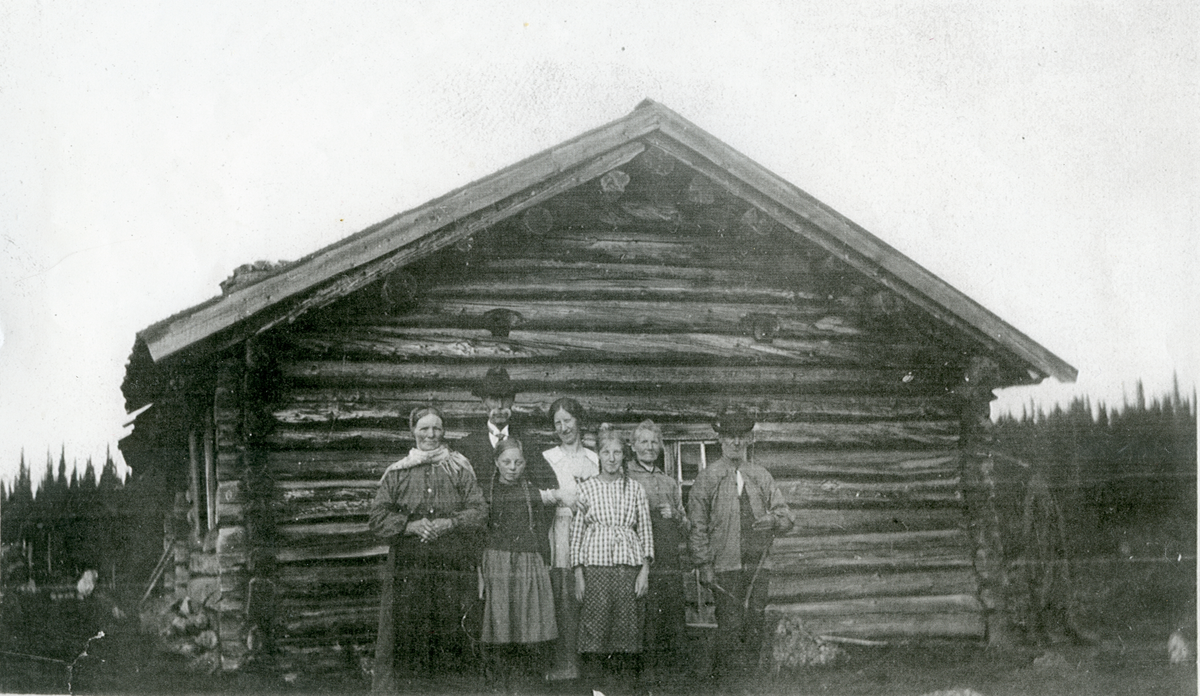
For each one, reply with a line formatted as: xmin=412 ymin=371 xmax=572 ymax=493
xmin=369 ymin=405 xmax=487 ymax=692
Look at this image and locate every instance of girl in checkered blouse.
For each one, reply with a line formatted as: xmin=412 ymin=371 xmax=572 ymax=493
xmin=570 ymin=423 xmax=654 ymax=692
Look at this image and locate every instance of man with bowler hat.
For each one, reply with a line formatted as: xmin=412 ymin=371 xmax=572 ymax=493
xmin=456 ymin=367 xmax=558 ymax=496
xmin=688 ymin=406 xmax=794 ymax=680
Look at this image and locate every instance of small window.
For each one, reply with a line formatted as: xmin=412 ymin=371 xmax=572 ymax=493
xmin=669 ymin=440 xmax=719 ymax=505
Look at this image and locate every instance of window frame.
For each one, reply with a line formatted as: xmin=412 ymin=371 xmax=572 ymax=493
xmin=669 ymin=439 xmax=719 ymax=495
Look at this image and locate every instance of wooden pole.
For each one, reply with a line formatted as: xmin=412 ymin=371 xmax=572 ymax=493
xmin=205 ymin=419 xmax=217 ymax=532
xmin=188 ymin=429 xmax=202 ymax=543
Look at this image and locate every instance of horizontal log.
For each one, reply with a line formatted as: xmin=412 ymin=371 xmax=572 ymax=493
xmin=353 ymin=299 xmax=934 ymax=352
xmin=772 ymin=529 xmax=969 ymax=554
xmin=769 ymin=594 xmax=983 ymax=617
xmin=267 ymin=475 xmax=960 ymax=525
xmin=269 ymin=524 xmax=968 ymax=577
xmin=754 ymin=449 xmax=958 ymax=480
xmin=776 ymin=507 xmax=965 ymax=537
xmin=778 ymin=476 xmax=962 ymax=509
xmin=479 ymin=228 xmax=814 ymax=273
xmin=262 ymin=484 xmax=964 ymax=528
xmin=423 ymin=272 xmax=818 ymax=305
xmin=275 ymin=544 xmax=386 ymax=564
xmin=279 ymin=598 xmax=378 ymax=638
xmin=268 ymin=418 xmax=959 ymax=452
xmin=390 ymin=297 xmax=822 ymax=333
xmin=770 ymin=549 xmax=971 ymax=575
xmin=274 ymin=561 xmax=382 ymax=600
xmin=769 ymin=530 xmax=971 ymax=575
xmin=281 ymin=327 xmax=966 ymax=376
xmin=283 ymin=328 xmax=929 ymax=366
xmin=274 ymin=521 xmax=386 ymax=563
xmin=263 ymin=478 xmax=966 ymax=527
xmin=278 ymin=361 xmax=957 ymax=399
xmin=271 ymin=568 xmax=977 ymax=624
xmin=272 ymin=387 xmax=957 ymax=427
xmin=462 ymin=259 xmax=817 ymax=297
xmin=264 ymin=448 xmax=959 ymax=484
xmin=765 ymin=611 xmax=985 ymax=640
xmin=275 ymin=480 xmax=378 ymax=524
xmin=268 ymin=451 xmax=408 ymax=481
xmin=768 ymin=567 xmax=977 ymax=603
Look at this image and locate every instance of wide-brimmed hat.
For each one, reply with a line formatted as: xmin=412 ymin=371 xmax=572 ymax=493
xmin=473 ymin=367 xmax=517 ymax=398
xmin=713 ymin=406 xmax=756 ymax=436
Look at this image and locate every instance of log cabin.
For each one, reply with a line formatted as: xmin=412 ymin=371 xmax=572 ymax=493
xmin=119 ymin=99 xmax=1077 ymax=676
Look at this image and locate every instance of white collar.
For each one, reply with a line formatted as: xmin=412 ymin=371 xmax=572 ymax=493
xmin=488 ymin=423 xmax=509 ymax=441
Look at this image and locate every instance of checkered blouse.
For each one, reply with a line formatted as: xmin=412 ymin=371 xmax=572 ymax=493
xmin=569 ymin=476 xmax=654 ymax=568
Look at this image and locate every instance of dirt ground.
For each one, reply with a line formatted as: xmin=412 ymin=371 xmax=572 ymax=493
xmin=2 ymin=557 xmax=1194 ymax=695
xmin=6 ymin=638 xmax=1189 ymax=696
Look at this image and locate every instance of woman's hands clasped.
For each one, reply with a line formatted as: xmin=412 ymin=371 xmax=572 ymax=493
xmin=405 ymin=517 xmax=454 ymax=543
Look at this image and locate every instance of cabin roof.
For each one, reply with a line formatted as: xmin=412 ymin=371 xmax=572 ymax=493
xmin=135 ymin=99 xmax=1076 ymax=383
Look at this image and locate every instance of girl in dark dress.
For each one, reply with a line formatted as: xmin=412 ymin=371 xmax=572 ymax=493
xmin=478 ymin=437 xmax=558 ymax=692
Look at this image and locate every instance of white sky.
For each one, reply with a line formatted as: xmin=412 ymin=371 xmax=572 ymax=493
xmin=1 ymin=1 xmax=1196 ymax=484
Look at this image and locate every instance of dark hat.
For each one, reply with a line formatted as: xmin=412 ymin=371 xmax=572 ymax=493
xmin=473 ymin=367 xmax=517 ymax=398
xmin=713 ymin=406 xmax=756 ymax=436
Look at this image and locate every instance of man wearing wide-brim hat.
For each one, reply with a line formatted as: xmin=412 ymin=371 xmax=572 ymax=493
xmin=688 ymin=406 xmax=794 ymax=681
xmin=456 ymin=367 xmax=559 ymax=499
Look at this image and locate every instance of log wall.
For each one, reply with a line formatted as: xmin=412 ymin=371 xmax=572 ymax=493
xmin=256 ymin=173 xmax=991 ymax=676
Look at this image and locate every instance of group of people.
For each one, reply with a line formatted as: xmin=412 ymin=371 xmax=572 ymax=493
xmin=368 ymin=368 xmax=794 ymax=694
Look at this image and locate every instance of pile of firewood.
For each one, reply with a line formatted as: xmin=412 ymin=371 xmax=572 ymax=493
xmin=140 ymin=596 xmax=220 ymax=674
xmin=768 ymin=615 xmax=848 ymax=671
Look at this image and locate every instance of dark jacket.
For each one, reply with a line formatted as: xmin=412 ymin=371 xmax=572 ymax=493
xmin=456 ymin=427 xmax=559 ymax=494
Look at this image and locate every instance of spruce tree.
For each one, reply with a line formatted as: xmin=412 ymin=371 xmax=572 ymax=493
xmin=56 ymin=448 xmax=68 ymax=489
xmin=80 ymin=457 xmax=97 ymax=493
xmin=99 ymin=446 xmax=120 ymax=491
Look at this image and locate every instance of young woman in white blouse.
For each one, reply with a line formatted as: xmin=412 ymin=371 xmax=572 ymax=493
xmin=540 ymin=397 xmax=598 ymax=682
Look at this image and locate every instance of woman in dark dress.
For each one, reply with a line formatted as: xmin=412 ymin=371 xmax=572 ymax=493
xmin=627 ymin=418 xmax=689 ymax=686
xmin=369 ymin=405 xmax=487 ymax=693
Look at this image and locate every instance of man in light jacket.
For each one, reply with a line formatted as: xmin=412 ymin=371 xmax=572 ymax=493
xmin=688 ymin=406 xmax=794 ymax=679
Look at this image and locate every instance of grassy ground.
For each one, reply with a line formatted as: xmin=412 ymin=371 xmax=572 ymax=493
xmin=2 ymin=556 xmax=1194 ymax=695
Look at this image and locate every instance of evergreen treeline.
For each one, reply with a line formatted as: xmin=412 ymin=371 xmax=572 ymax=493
xmin=1 ymin=447 xmax=128 ymax=588
xmin=991 ymin=380 xmax=1197 ymax=557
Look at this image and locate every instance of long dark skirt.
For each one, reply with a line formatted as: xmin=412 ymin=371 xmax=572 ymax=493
xmin=372 ymin=537 xmax=477 ymax=693
xmin=644 ymin=515 xmax=686 ymax=672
